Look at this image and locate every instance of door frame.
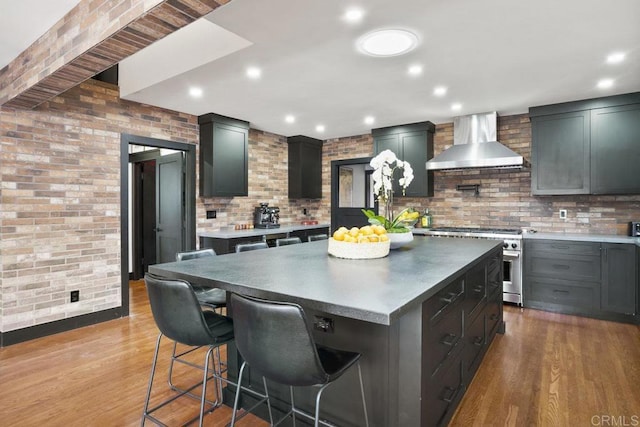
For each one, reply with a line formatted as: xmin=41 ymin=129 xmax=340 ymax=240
xmin=120 ymin=134 xmax=196 ymax=316
xmin=330 ymin=157 xmax=377 ymax=233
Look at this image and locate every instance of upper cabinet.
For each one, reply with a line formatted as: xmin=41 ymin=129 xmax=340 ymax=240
xmin=372 ymin=121 xmax=435 ymax=197
xmin=288 ymin=135 xmax=323 ymax=199
xmin=198 ymin=113 xmax=250 ymax=197
xmin=529 ymin=92 xmax=640 ymax=195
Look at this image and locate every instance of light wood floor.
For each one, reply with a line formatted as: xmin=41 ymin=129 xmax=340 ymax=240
xmin=1 ymin=282 xmax=638 ymax=426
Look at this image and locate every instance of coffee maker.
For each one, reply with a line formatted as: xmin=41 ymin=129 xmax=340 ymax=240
xmin=254 ymin=203 xmax=280 ymax=228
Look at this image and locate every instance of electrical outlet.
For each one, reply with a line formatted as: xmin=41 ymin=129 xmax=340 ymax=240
xmin=206 ymin=210 xmax=216 ymax=219
xmin=70 ymin=290 xmax=80 ymax=303
xmin=559 ymin=209 xmax=568 ymax=220
xmin=303 ymin=208 xmax=308 ymax=215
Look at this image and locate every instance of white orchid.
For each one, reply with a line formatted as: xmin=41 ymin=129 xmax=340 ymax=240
xmin=369 ymin=149 xmax=413 ymax=203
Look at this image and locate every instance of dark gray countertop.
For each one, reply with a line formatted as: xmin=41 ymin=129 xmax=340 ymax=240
xmin=200 ymin=223 xmax=330 ymax=239
xmin=523 ymin=231 xmax=640 ymax=246
xmin=149 ymin=237 xmax=502 ymax=325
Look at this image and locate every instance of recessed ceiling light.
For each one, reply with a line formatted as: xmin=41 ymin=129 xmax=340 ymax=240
xmin=246 ymin=67 xmax=262 ymax=79
xmin=344 ymin=8 xmax=364 ymax=23
xmin=451 ymin=103 xmax=462 ymax=111
xmin=408 ymin=65 xmax=423 ymax=76
xmin=316 ymin=124 xmax=325 ymax=133
xmin=189 ymin=87 xmax=203 ymax=98
xmin=597 ymin=78 xmax=614 ymax=89
xmin=285 ymin=115 xmax=295 ymax=124
xmin=433 ymin=86 xmax=447 ymax=97
xmin=364 ymin=116 xmax=375 ymax=125
xmin=357 ymin=29 xmax=419 ymax=57
xmin=606 ymin=52 xmax=626 ymax=64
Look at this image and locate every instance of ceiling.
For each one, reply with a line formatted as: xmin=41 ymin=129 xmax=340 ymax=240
xmin=2 ymin=0 xmax=640 ymax=140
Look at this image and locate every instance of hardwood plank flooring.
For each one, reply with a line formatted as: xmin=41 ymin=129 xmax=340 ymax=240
xmin=1 ymin=282 xmax=638 ymax=426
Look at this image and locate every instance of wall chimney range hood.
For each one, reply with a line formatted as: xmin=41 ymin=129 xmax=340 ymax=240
xmin=426 ymin=112 xmax=527 ymax=171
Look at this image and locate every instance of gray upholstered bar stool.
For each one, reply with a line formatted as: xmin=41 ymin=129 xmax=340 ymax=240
xmin=172 ymin=249 xmax=228 ymax=392
xmin=308 ymin=234 xmax=328 ymax=242
xmin=229 ymin=293 xmax=369 ymax=427
xmin=235 ymin=241 xmax=269 ymax=252
xmin=142 ymin=274 xmax=234 ymax=427
xmin=275 ymin=236 xmax=302 ymax=246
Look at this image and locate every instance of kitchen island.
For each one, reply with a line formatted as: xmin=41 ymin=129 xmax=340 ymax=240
xmin=150 ymin=237 xmax=504 ymax=426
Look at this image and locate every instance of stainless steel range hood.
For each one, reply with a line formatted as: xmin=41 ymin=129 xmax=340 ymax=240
xmin=426 ymin=112 xmax=527 ymax=171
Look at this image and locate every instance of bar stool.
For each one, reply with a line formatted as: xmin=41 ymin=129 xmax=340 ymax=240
xmin=172 ymin=249 xmax=228 ymax=393
xmin=235 ymin=242 xmax=269 ymax=252
xmin=275 ymin=236 xmax=302 ymax=247
xmin=308 ymin=234 xmax=328 ymax=242
xmin=142 ymin=274 xmax=234 ymax=427
xmin=142 ymin=275 xmax=269 ymax=427
xmin=229 ymin=293 xmax=369 ymax=427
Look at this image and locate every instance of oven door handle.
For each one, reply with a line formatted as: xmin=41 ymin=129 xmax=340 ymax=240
xmin=503 ymin=250 xmax=520 ymax=258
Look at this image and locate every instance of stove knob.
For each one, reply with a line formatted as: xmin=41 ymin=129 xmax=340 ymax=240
xmin=503 ymin=243 xmax=509 ymax=249
xmin=511 ymin=243 xmax=518 ymax=249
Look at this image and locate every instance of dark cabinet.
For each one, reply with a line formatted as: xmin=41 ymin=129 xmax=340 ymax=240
xmin=198 ymin=113 xmax=249 ymax=197
xmin=288 ymin=135 xmax=323 ymax=199
xmin=524 ymin=239 xmax=638 ymax=323
xmin=591 ymin=104 xmax=640 ymax=194
xmin=529 ymin=92 xmax=640 ymax=195
xmin=601 ymin=243 xmax=637 ymax=314
xmin=530 ymin=111 xmax=590 ymax=195
xmin=373 ymin=121 xmax=435 ymax=197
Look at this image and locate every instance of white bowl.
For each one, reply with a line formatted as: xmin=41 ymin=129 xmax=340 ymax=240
xmin=327 ymin=238 xmax=390 ymax=259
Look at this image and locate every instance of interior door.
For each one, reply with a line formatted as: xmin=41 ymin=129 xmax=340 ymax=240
xmin=156 ymin=152 xmax=185 ymax=263
xmin=330 ymin=157 xmax=376 ymax=233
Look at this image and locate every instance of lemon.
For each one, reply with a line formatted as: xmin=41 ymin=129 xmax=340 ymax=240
xmin=349 ymin=227 xmax=360 ymax=237
xmin=360 ymin=225 xmax=373 ymax=235
xmin=379 ymin=234 xmax=389 ymax=242
xmin=333 ymin=229 xmax=346 ymax=241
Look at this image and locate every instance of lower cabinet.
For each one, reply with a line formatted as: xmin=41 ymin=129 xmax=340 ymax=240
xmin=524 ymin=239 xmax=638 ymax=323
xmin=424 ymin=249 xmax=504 ymax=427
xmin=200 ymin=227 xmax=330 ymax=254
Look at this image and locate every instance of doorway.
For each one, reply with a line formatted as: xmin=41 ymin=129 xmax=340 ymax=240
xmin=330 ymin=157 xmax=376 ymax=233
xmin=120 ymin=134 xmax=196 ymax=315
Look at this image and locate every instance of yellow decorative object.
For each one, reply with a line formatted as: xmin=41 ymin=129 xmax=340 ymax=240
xmin=328 ymin=238 xmax=390 ymax=259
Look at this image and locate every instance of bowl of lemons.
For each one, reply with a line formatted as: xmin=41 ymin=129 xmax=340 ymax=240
xmin=328 ymin=225 xmax=391 ymax=259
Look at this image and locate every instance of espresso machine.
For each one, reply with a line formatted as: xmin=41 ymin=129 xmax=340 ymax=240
xmin=254 ymin=203 xmax=280 ymax=228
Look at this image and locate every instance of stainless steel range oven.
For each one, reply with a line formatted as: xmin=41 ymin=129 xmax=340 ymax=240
xmin=418 ymin=227 xmax=523 ymax=305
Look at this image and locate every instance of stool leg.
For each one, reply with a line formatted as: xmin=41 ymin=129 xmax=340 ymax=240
xmin=290 ymin=386 xmax=297 ymax=427
xmin=262 ymin=377 xmax=274 ymax=425
xmin=230 ymin=361 xmax=248 ymax=427
xmin=141 ymin=333 xmax=163 ymax=427
xmin=313 ymin=383 xmax=331 ymax=427
xmin=199 ymin=346 xmax=216 ymax=427
xmin=357 ymin=362 xmax=369 ymax=427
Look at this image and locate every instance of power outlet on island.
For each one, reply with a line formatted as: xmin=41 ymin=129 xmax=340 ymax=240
xmin=313 ymin=316 xmax=334 ymax=333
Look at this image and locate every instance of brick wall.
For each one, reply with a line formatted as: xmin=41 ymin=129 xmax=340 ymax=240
xmin=0 ymin=79 xmax=197 ymax=332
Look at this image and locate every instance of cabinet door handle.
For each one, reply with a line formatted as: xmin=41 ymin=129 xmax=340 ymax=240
xmin=440 ymin=333 xmax=457 ymax=347
xmin=440 ymin=386 xmax=457 ymax=403
xmin=440 ymin=292 xmax=460 ymax=304
xmin=490 ymin=313 xmax=499 ymax=321
xmin=473 ymin=336 xmax=484 ymax=346
xmin=552 ymin=264 xmax=570 ymax=270
xmin=473 ymin=285 xmax=484 ymax=294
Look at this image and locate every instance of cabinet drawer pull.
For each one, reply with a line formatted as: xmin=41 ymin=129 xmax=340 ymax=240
xmin=552 ymin=264 xmax=570 ymax=270
xmin=551 ymin=244 xmax=569 ymax=250
xmin=553 ymin=289 xmax=569 ymax=294
xmin=440 ymin=292 xmax=460 ymax=304
xmin=473 ymin=336 xmax=484 ymax=346
xmin=473 ymin=285 xmax=484 ymax=293
xmin=490 ymin=313 xmax=499 ymax=321
xmin=440 ymin=333 xmax=457 ymax=347
xmin=440 ymin=386 xmax=457 ymax=403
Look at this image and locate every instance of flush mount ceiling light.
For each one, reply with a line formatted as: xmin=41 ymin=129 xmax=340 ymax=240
xmin=316 ymin=124 xmax=325 ymax=133
xmin=597 ymin=78 xmax=614 ymax=89
xmin=357 ymin=29 xmax=419 ymax=57
xmin=246 ymin=66 xmax=262 ymax=79
xmin=285 ymin=115 xmax=295 ymax=123
xmin=451 ymin=103 xmax=462 ymax=111
xmin=433 ymin=86 xmax=447 ymax=97
xmin=344 ymin=8 xmax=364 ymax=23
xmin=606 ymin=52 xmax=626 ymax=64
xmin=189 ymin=87 xmax=203 ymax=98
xmin=408 ymin=65 xmax=423 ymax=76
xmin=364 ymin=116 xmax=375 ymax=125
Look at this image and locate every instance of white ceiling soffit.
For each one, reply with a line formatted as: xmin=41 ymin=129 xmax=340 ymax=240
xmin=0 ymin=0 xmax=81 ymax=69
xmin=119 ymin=19 xmax=253 ymax=98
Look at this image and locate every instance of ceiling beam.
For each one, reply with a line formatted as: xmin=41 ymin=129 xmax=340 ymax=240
xmin=0 ymin=0 xmax=228 ymax=109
